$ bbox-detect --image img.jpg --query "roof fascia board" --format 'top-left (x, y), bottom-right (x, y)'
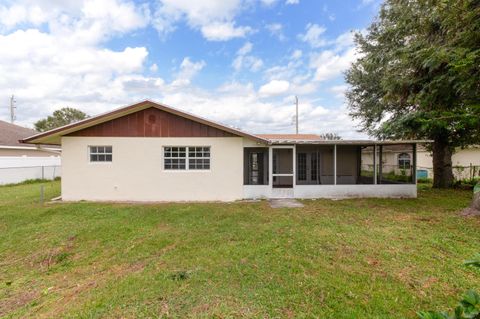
top-left (269, 140), bottom-right (432, 145)
top-left (0, 145), bottom-right (61, 151)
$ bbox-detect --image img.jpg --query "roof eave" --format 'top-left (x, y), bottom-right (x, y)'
top-left (268, 139), bottom-right (433, 145)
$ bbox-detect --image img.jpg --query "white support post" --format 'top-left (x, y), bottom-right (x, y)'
top-left (412, 143), bottom-right (417, 185)
top-left (268, 146), bottom-right (273, 187)
top-left (373, 144), bottom-right (377, 184)
top-left (292, 144), bottom-right (296, 188)
top-left (333, 144), bottom-right (337, 185)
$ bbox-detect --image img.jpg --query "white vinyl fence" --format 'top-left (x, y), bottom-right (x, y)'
top-left (0, 156), bottom-right (61, 185)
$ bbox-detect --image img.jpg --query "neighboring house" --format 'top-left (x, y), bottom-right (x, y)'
top-left (23, 100), bottom-right (426, 201)
top-left (0, 120), bottom-right (61, 184)
top-left (417, 146), bottom-right (480, 180)
top-left (0, 120), bottom-right (60, 157)
top-left (362, 142), bottom-right (480, 180)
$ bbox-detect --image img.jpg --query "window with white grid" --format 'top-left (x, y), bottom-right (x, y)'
top-left (188, 147), bottom-right (210, 170)
top-left (164, 146), bottom-right (210, 170)
top-left (163, 147), bottom-right (187, 170)
top-left (89, 146), bottom-right (112, 162)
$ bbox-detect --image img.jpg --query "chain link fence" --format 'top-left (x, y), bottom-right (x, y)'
top-left (0, 165), bottom-right (61, 185)
top-left (417, 164), bottom-right (480, 181)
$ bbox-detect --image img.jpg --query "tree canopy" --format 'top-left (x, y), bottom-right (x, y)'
top-left (320, 133), bottom-right (342, 140)
top-left (345, 0), bottom-right (480, 187)
top-left (34, 107), bottom-right (88, 132)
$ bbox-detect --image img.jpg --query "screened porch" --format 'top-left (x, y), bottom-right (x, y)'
top-left (243, 143), bottom-right (417, 188)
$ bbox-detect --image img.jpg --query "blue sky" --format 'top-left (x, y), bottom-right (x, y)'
top-left (0, 0), bottom-right (382, 138)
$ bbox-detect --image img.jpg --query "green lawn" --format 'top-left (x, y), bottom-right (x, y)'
top-left (0, 181), bottom-right (479, 318)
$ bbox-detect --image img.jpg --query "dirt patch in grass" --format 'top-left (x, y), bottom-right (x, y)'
top-left (0, 289), bottom-right (39, 317)
top-left (461, 207), bottom-right (480, 216)
top-left (35, 261), bottom-right (148, 319)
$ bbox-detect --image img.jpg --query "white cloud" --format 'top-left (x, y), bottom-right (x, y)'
top-left (329, 84), bottom-right (348, 99)
top-left (0, 4), bottom-right (49, 29)
top-left (237, 41), bottom-right (253, 55)
top-left (291, 49), bottom-right (302, 60)
top-left (333, 30), bottom-right (356, 51)
top-left (286, 0), bottom-right (299, 4)
top-left (260, 0), bottom-right (279, 6)
top-left (309, 47), bottom-right (358, 81)
top-left (263, 51), bottom-right (308, 83)
top-left (201, 21), bottom-right (252, 41)
top-left (298, 23), bottom-right (327, 48)
top-left (303, 30), bottom-right (361, 83)
top-left (0, 29), bottom-right (149, 125)
top-left (149, 63), bottom-right (158, 72)
top-left (81, 0), bottom-right (149, 34)
top-left (232, 42), bottom-right (263, 72)
top-left (0, 0), bottom-right (151, 124)
top-left (266, 23), bottom-right (286, 41)
top-left (152, 0), bottom-right (253, 41)
top-left (259, 80), bottom-right (290, 97)
top-left (0, 0), bottom-right (149, 42)
top-left (171, 57), bottom-right (206, 87)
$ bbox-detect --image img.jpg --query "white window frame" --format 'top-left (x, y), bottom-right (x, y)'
top-left (88, 145), bottom-right (113, 163)
top-left (163, 146), bottom-right (187, 170)
top-left (163, 146), bottom-right (211, 171)
top-left (398, 152), bottom-right (411, 169)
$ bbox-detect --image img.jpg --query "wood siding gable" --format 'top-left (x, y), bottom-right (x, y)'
top-left (67, 107), bottom-right (236, 138)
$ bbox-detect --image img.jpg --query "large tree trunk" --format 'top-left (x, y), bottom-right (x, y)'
top-left (461, 183), bottom-right (480, 216)
top-left (432, 139), bottom-right (454, 188)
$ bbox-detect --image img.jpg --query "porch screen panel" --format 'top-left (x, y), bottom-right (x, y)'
top-left (358, 145), bottom-right (375, 184)
top-left (311, 153), bottom-right (318, 181)
top-left (378, 144), bottom-right (414, 184)
top-left (243, 148), bottom-right (269, 185)
top-left (319, 146), bottom-right (335, 185)
top-left (336, 145), bottom-right (360, 185)
top-left (272, 148), bottom-right (293, 188)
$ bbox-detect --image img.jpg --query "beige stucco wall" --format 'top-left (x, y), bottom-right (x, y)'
top-left (377, 147), bottom-right (480, 169)
top-left (362, 147), bottom-right (480, 179)
top-left (61, 136), bottom-right (244, 202)
top-left (417, 147), bottom-right (480, 179)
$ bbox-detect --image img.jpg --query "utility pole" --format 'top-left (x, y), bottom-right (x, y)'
top-left (10, 95), bottom-right (16, 123)
top-left (294, 95), bottom-right (299, 134)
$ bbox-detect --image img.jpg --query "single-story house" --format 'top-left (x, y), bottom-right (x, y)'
top-left (417, 146), bottom-right (479, 180)
top-left (0, 120), bottom-right (60, 157)
top-left (22, 100), bottom-right (425, 201)
top-left (0, 120), bottom-right (61, 184)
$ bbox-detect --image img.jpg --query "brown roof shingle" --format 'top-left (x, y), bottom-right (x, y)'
top-left (0, 120), bottom-right (38, 147)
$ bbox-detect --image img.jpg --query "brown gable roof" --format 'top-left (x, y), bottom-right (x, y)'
top-left (22, 100), bottom-right (269, 145)
top-left (67, 107), bottom-right (238, 138)
top-left (0, 120), bottom-right (38, 147)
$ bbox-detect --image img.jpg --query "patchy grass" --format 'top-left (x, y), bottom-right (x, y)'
top-left (0, 181), bottom-right (479, 318)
